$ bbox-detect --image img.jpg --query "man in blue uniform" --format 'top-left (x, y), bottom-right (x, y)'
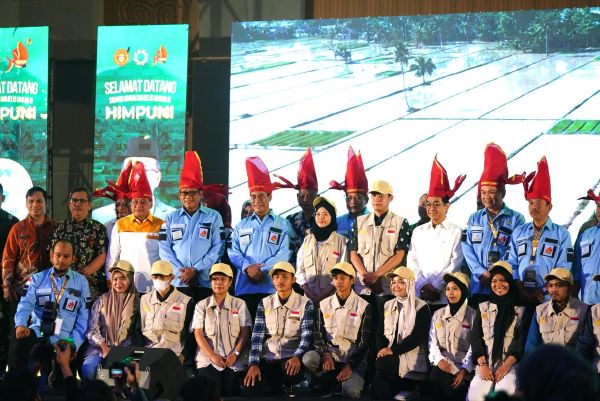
top-left (331, 147), bottom-right (369, 239)
top-left (573, 188), bottom-right (600, 304)
top-left (508, 157), bottom-right (573, 305)
top-left (159, 151), bottom-right (225, 303)
top-left (228, 157), bottom-right (291, 320)
top-left (9, 239), bottom-right (90, 370)
top-left (463, 143), bottom-right (525, 305)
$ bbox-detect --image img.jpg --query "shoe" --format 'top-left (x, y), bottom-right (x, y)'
top-left (283, 385), bottom-right (296, 398)
top-left (394, 389), bottom-right (416, 401)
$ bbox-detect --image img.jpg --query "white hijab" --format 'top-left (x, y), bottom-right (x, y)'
top-left (396, 276), bottom-right (417, 342)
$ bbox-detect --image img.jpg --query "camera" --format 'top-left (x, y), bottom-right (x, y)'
top-left (39, 301), bottom-right (57, 337)
top-left (109, 357), bottom-right (135, 379)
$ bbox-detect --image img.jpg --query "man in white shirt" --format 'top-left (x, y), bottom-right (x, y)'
top-left (408, 156), bottom-right (465, 310)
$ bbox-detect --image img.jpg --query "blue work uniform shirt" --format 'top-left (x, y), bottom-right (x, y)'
top-left (573, 223), bottom-right (600, 304)
top-left (15, 267), bottom-right (90, 350)
top-left (462, 205), bottom-right (525, 295)
top-left (508, 218), bottom-right (573, 302)
top-left (336, 207), bottom-right (369, 239)
top-left (159, 206), bottom-right (225, 287)
top-left (228, 210), bottom-right (291, 296)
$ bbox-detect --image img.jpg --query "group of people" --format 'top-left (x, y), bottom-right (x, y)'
top-left (1, 141), bottom-right (600, 401)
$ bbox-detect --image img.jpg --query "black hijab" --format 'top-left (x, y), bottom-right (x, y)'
top-left (489, 267), bottom-right (519, 365)
top-left (446, 277), bottom-right (468, 316)
top-left (311, 200), bottom-right (337, 242)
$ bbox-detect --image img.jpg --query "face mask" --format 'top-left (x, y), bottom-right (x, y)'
top-left (153, 279), bottom-right (170, 292)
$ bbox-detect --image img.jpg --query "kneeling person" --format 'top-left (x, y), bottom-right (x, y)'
top-left (303, 262), bottom-right (372, 398)
top-left (140, 260), bottom-right (194, 361)
top-left (243, 261), bottom-right (314, 397)
top-left (525, 268), bottom-right (588, 352)
top-left (193, 263), bottom-right (251, 396)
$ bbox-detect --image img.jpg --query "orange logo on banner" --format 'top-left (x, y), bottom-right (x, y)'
top-left (153, 45), bottom-right (168, 65)
top-left (6, 39), bottom-right (30, 72)
top-left (113, 48), bottom-right (129, 66)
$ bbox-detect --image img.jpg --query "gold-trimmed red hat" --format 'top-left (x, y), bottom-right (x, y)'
top-left (524, 156), bottom-right (551, 203)
top-left (329, 146), bottom-right (368, 194)
top-left (479, 143), bottom-right (524, 188)
top-left (93, 160), bottom-right (132, 201)
top-left (274, 147), bottom-right (318, 191)
top-left (179, 151), bottom-right (203, 190)
top-left (129, 161), bottom-right (153, 199)
top-left (428, 155), bottom-right (465, 199)
top-left (246, 156), bottom-right (274, 194)
top-left (578, 189), bottom-right (600, 203)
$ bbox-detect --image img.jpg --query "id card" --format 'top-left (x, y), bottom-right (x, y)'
top-left (487, 251), bottom-right (500, 268)
top-left (523, 267), bottom-right (537, 288)
top-left (54, 318), bottom-right (63, 335)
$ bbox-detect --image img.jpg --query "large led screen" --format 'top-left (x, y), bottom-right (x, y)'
top-left (0, 26), bottom-right (48, 219)
top-left (229, 8), bottom-right (600, 238)
top-left (92, 24), bottom-right (188, 224)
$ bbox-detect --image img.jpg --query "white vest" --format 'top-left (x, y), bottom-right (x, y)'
top-left (141, 288), bottom-right (191, 357)
top-left (356, 211), bottom-right (406, 295)
top-left (319, 290), bottom-right (369, 363)
top-left (535, 296), bottom-right (588, 347)
top-left (300, 232), bottom-right (346, 299)
top-left (262, 291), bottom-right (310, 360)
top-left (479, 301), bottom-right (524, 368)
top-left (431, 302), bottom-right (476, 371)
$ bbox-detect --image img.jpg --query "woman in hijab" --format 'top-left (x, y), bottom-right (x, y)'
top-left (467, 261), bottom-right (528, 401)
top-left (81, 260), bottom-right (140, 380)
top-left (428, 272), bottom-right (476, 401)
top-left (372, 266), bottom-right (431, 400)
top-left (295, 197), bottom-right (346, 303)
top-left (240, 200), bottom-right (252, 220)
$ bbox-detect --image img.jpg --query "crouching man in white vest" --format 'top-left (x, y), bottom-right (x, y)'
top-left (303, 261), bottom-right (372, 398)
top-left (140, 260), bottom-right (195, 362)
top-left (242, 261), bottom-right (314, 398)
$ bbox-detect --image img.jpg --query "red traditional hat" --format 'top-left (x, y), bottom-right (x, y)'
top-left (246, 156), bottom-right (274, 194)
top-left (273, 147), bottom-right (318, 191)
top-left (329, 146), bottom-right (368, 194)
top-left (428, 155), bottom-right (466, 199)
top-left (93, 161), bottom-right (132, 201)
top-left (578, 189), bottom-right (600, 203)
top-left (524, 156), bottom-right (551, 203)
top-left (479, 143), bottom-right (524, 188)
top-left (180, 151), bottom-right (204, 190)
top-left (203, 184), bottom-right (232, 228)
top-left (129, 161), bottom-right (153, 199)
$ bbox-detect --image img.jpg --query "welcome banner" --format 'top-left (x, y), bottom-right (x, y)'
top-left (0, 26), bottom-right (48, 219)
top-left (92, 24), bottom-right (188, 223)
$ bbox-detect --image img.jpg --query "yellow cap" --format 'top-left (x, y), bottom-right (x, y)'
top-left (443, 272), bottom-right (470, 289)
top-left (313, 196), bottom-right (337, 214)
top-left (544, 268), bottom-right (573, 285)
top-left (150, 260), bottom-right (174, 276)
top-left (209, 263), bottom-right (234, 278)
top-left (330, 261), bottom-right (355, 278)
top-left (369, 180), bottom-right (393, 196)
top-left (109, 260), bottom-right (134, 274)
top-left (489, 260), bottom-right (512, 276)
top-left (385, 266), bottom-right (414, 280)
top-left (269, 261), bottom-right (295, 276)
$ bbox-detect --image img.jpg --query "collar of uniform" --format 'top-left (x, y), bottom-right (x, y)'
top-left (207, 293), bottom-right (232, 309)
top-left (273, 291), bottom-right (298, 309)
top-left (250, 209), bottom-right (275, 223)
top-left (527, 217), bottom-right (554, 232)
top-left (151, 286), bottom-right (175, 304)
top-left (177, 206), bottom-right (206, 218)
top-left (331, 290), bottom-right (357, 310)
top-left (554, 296), bottom-right (579, 318)
top-left (424, 219), bottom-right (450, 230)
top-left (50, 267), bottom-right (73, 280)
top-left (367, 210), bottom-right (393, 227)
top-left (484, 204), bottom-right (512, 219)
top-left (443, 301), bottom-right (468, 321)
top-left (128, 213), bottom-right (155, 225)
top-left (25, 214), bottom-right (53, 226)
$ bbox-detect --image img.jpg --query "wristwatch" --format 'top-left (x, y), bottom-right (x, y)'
top-left (233, 350), bottom-right (241, 356)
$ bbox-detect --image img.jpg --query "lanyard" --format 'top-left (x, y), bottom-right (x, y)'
top-left (530, 227), bottom-right (543, 265)
top-left (50, 273), bottom-right (70, 311)
top-left (487, 215), bottom-right (499, 247)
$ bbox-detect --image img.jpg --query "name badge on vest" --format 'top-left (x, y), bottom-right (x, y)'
top-left (581, 242), bottom-right (592, 258)
top-left (471, 230), bottom-right (483, 243)
top-left (64, 298), bottom-right (78, 312)
top-left (267, 227), bottom-right (282, 245)
top-left (518, 242), bottom-right (527, 257)
top-left (199, 223), bottom-right (211, 240)
top-left (239, 228), bottom-right (253, 246)
top-left (523, 266), bottom-right (537, 288)
top-left (487, 251), bottom-right (500, 268)
top-left (172, 228), bottom-right (183, 241)
top-left (497, 226), bottom-right (512, 246)
top-left (540, 243), bottom-right (556, 258)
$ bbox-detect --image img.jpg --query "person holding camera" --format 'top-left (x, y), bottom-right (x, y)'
top-left (192, 263), bottom-right (251, 396)
top-left (9, 239), bottom-right (90, 370)
top-left (81, 260), bottom-right (141, 380)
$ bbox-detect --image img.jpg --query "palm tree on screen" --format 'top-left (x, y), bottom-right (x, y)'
top-left (409, 56), bottom-right (436, 85)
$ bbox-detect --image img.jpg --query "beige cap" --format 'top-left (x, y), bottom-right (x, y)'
top-left (443, 272), bottom-right (470, 289)
top-left (489, 260), bottom-right (512, 276)
top-left (313, 196), bottom-right (337, 214)
top-left (385, 266), bottom-right (414, 280)
top-left (109, 260), bottom-right (134, 274)
top-left (269, 261), bottom-right (295, 276)
top-left (544, 268), bottom-right (573, 285)
top-left (150, 260), bottom-right (174, 276)
top-left (209, 263), bottom-right (234, 278)
top-left (330, 261), bottom-right (356, 278)
top-left (369, 180), bottom-right (393, 196)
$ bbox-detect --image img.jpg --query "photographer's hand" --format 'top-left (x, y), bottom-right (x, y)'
top-left (124, 361), bottom-right (141, 389)
top-left (15, 325), bottom-right (30, 339)
top-left (54, 343), bottom-right (73, 378)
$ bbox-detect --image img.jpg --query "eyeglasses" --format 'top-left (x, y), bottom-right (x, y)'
top-left (179, 190), bottom-right (200, 198)
top-left (370, 193), bottom-right (389, 199)
top-left (425, 202), bottom-right (443, 209)
top-left (69, 198), bottom-right (89, 204)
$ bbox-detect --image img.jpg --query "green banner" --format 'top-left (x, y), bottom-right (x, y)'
top-left (92, 24), bottom-right (188, 223)
top-left (0, 26), bottom-right (48, 219)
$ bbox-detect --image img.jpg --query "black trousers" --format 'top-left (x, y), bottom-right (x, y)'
top-left (241, 358), bottom-right (305, 397)
top-left (371, 355), bottom-right (418, 400)
top-left (428, 365), bottom-right (470, 401)
top-left (0, 299), bottom-right (18, 375)
top-left (196, 365), bottom-right (242, 397)
top-left (238, 293), bottom-right (269, 323)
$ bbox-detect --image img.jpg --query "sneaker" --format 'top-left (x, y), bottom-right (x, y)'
top-left (283, 385), bottom-right (296, 398)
